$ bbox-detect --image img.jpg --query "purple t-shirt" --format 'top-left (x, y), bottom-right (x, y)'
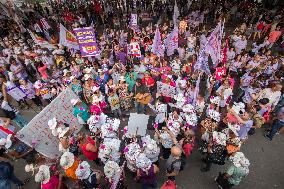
top-left (238, 120), bottom-right (253, 139)
top-left (116, 51), bottom-right (127, 64)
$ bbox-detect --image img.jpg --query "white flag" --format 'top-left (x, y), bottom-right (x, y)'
top-left (34, 23), bottom-right (43, 33)
top-left (173, 0), bottom-right (180, 27)
top-left (59, 24), bottom-right (79, 50)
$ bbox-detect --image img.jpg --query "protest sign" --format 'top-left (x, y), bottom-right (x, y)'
top-left (127, 113), bottom-right (149, 136)
top-left (16, 88), bottom-right (82, 159)
top-left (127, 42), bottom-right (141, 58)
top-left (215, 67), bottom-right (226, 80)
top-left (73, 27), bottom-right (100, 57)
top-left (7, 87), bottom-right (26, 101)
top-left (157, 81), bottom-right (176, 98)
top-left (130, 14), bottom-right (137, 26)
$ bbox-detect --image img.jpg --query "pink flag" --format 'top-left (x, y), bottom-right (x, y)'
top-left (164, 27), bottom-right (178, 56)
top-left (205, 21), bottom-right (223, 67)
top-left (152, 27), bottom-right (164, 57)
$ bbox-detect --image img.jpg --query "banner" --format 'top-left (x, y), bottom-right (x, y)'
top-left (40, 18), bottom-right (51, 30)
top-left (7, 87), bottom-right (26, 101)
top-left (73, 27), bottom-right (100, 57)
top-left (59, 24), bottom-right (79, 50)
top-left (27, 29), bottom-right (55, 49)
top-left (164, 27), bottom-right (178, 56)
top-left (157, 81), bottom-right (176, 98)
top-left (16, 88), bottom-right (82, 159)
top-left (152, 27), bottom-right (164, 57)
top-left (130, 13), bottom-right (137, 26)
top-left (127, 42), bottom-right (141, 58)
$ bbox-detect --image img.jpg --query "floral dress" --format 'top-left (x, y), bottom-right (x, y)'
top-left (118, 86), bottom-right (132, 110)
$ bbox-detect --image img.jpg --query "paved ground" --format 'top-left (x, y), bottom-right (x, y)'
top-left (9, 107), bottom-right (284, 189)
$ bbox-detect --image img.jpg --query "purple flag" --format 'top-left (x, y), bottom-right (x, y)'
top-left (73, 27), bottom-right (100, 57)
top-left (205, 22), bottom-right (223, 67)
top-left (164, 27), bottom-right (178, 56)
top-left (194, 21), bottom-right (224, 74)
top-left (152, 27), bottom-right (164, 57)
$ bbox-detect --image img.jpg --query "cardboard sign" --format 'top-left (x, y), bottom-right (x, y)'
top-left (16, 88), bottom-right (82, 159)
top-left (7, 87), bottom-right (27, 101)
top-left (157, 81), bottom-right (176, 98)
top-left (127, 113), bottom-right (149, 136)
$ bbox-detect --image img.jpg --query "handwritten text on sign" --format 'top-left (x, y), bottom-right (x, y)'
top-left (16, 88), bottom-right (82, 159)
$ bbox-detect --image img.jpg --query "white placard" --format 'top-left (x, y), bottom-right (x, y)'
top-left (16, 88), bottom-right (82, 159)
top-left (127, 113), bottom-right (149, 136)
top-left (131, 14), bottom-right (138, 26)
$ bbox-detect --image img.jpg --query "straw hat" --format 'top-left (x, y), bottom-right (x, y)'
top-left (0, 134), bottom-right (12, 149)
top-left (104, 161), bottom-right (120, 179)
top-left (48, 117), bottom-right (57, 130)
top-left (70, 98), bottom-right (80, 106)
top-left (124, 142), bottom-right (141, 162)
top-left (183, 104), bottom-right (195, 113)
top-left (185, 113), bottom-right (198, 126)
top-left (25, 164), bottom-right (37, 175)
top-left (136, 153), bottom-right (152, 171)
top-left (212, 131), bottom-right (227, 146)
top-left (60, 152), bottom-right (75, 169)
top-left (208, 109), bottom-right (221, 122)
top-left (75, 161), bottom-right (91, 180)
top-left (230, 152), bottom-right (250, 174)
top-left (34, 165), bottom-right (50, 184)
top-left (210, 96), bottom-right (221, 105)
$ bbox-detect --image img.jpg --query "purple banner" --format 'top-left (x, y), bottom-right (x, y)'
top-left (73, 27), bottom-right (100, 57)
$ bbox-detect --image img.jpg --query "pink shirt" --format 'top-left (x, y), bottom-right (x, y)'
top-left (38, 64), bottom-right (49, 80)
top-left (41, 175), bottom-right (59, 189)
top-left (268, 31), bottom-right (281, 43)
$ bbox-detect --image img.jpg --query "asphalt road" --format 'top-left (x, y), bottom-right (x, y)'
top-left (11, 108), bottom-right (284, 189)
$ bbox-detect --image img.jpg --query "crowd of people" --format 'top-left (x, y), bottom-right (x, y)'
top-left (0, 0), bottom-right (283, 189)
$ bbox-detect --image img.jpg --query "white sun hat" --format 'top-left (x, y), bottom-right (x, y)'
top-left (60, 152), bottom-right (75, 169)
top-left (104, 161), bottom-right (120, 179)
top-left (34, 165), bottom-right (50, 184)
top-left (75, 161), bottom-right (91, 180)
